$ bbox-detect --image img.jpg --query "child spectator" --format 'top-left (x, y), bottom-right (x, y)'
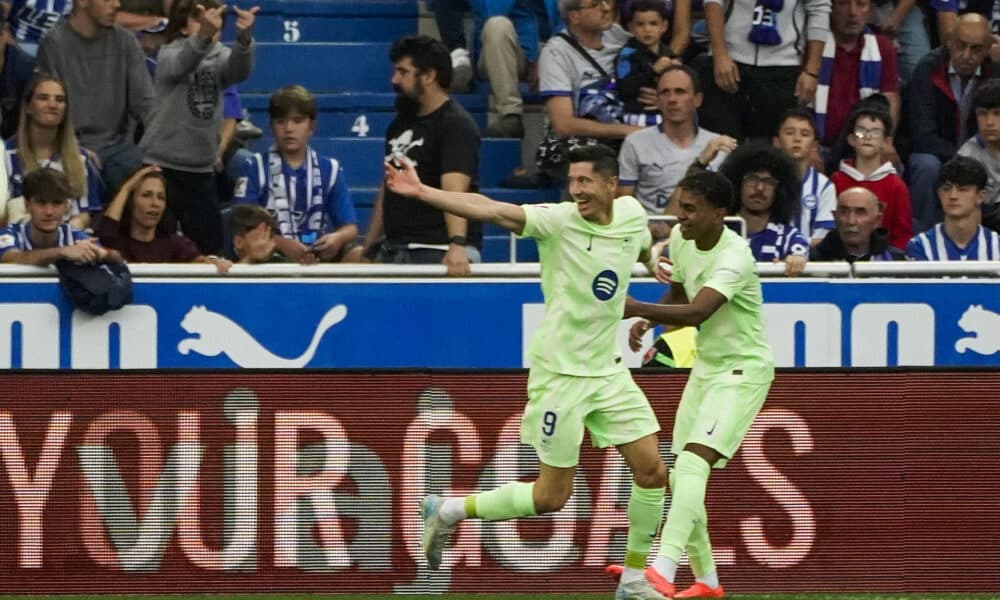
top-left (5, 76), bottom-right (102, 231)
top-left (772, 108), bottom-right (836, 247)
top-left (615, 0), bottom-right (678, 126)
top-left (958, 78), bottom-right (1000, 232)
top-left (96, 165), bottom-right (231, 271)
top-left (0, 167), bottom-right (119, 265)
top-left (138, 0), bottom-right (257, 255)
top-left (830, 106), bottom-right (912, 250)
top-left (233, 85), bottom-right (359, 264)
top-left (228, 204), bottom-right (287, 264)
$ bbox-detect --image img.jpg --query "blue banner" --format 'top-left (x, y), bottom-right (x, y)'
top-left (1, 278), bottom-right (998, 369)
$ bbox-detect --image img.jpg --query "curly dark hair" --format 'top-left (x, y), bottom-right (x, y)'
top-left (718, 141), bottom-right (800, 226)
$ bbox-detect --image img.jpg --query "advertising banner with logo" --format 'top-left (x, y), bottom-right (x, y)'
top-left (0, 371), bottom-right (997, 594)
top-left (1, 278), bottom-right (999, 369)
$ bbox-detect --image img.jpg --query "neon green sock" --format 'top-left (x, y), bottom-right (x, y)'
top-left (470, 481), bottom-right (537, 521)
top-left (686, 517), bottom-right (715, 577)
top-left (668, 466), bottom-right (716, 577)
top-left (625, 482), bottom-right (665, 569)
top-left (658, 451), bottom-right (711, 562)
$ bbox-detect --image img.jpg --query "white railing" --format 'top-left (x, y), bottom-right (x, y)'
top-left (1, 261), bottom-right (998, 278)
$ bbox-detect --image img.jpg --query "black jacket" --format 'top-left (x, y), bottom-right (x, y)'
top-left (811, 228), bottom-right (907, 261)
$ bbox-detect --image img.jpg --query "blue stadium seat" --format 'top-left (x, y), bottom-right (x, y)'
top-left (241, 93), bottom-right (490, 137)
top-left (243, 43), bottom-right (394, 93)
top-left (249, 137), bottom-right (526, 188)
top-left (246, 0), bottom-right (418, 43)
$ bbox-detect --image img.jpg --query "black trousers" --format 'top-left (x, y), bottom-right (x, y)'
top-left (695, 55), bottom-right (800, 141)
top-left (159, 166), bottom-right (222, 255)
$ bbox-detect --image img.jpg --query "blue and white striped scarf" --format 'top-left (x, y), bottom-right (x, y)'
top-left (814, 32), bottom-right (882, 140)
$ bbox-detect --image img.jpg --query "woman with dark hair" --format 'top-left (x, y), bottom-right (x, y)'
top-left (5, 76), bottom-right (102, 230)
top-left (138, 0), bottom-right (257, 255)
top-left (96, 165), bottom-right (230, 272)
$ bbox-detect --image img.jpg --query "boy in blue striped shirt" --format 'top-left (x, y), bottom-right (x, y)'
top-left (233, 85), bottom-right (359, 263)
top-left (906, 156), bottom-right (1000, 260)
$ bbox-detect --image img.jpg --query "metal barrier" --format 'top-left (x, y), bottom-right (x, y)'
top-left (2, 261), bottom-right (999, 278)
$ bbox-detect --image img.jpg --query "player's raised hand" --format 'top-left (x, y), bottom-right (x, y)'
top-left (233, 5), bottom-right (259, 32)
top-left (384, 159), bottom-right (422, 198)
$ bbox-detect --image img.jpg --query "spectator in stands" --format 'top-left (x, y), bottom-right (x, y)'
top-left (772, 107), bottom-right (836, 247)
top-left (618, 64), bottom-right (735, 218)
top-left (618, 0), bottom-right (691, 59)
top-left (906, 155), bottom-right (1000, 258)
top-left (349, 35), bottom-right (481, 275)
top-left (4, 0), bottom-right (73, 57)
top-left (906, 13), bottom-right (995, 234)
top-left (812, 185), bottom-right (906, 260)
top-left (0, 4), bottom-right (35, 140)
top-left (871, 0), bottom-right (930, 85)
top-left (428, 0), bottom-right (474, 93)
top-left (526, 0), bottom-right (638, 184)
top-left (139, 0), bottom-right (257, 255)
top-left (0, 167), bottom-right (122, 264)
top-left (831, 105), bottom-right (912, 249)
top-left (615, 0), bottom-right (677, 127)
top-left (96, 164), bottom-right (231, 270)
top-left (472, 0), bottom-right (561, 138)
top-left (958, 77), bottom-right (1000, 231)
top-left (696, 0), bottom-right (829, 141)
top-left (719, 141), bottom-right (810, 275)
top-left (36, 0), bottom-right (154, 194)
top-left (229, 203), bottom-right (288, 264)
top-left (816, 0), bottom-right (901, 152)
top-left (233, 85), bottom-right (360, 263)
top-left (215, 85), bottom-right (256, 205)
top-left (4, 76), bottom-right (102, 231)
top-left (5, 0), bottom-right (172, 55)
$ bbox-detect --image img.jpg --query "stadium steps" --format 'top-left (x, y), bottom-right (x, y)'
top-left (249, 136), bottom-right (525, 188)
top-left (241, 92), bottom-right (491, 138)
top-left (225, 0), bottom-right (418, 43)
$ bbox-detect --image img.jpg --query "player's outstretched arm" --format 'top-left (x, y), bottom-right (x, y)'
top-left (624, 287), bottom-right (726, 327)
top-left (385, 160), bottom-right (527, 235)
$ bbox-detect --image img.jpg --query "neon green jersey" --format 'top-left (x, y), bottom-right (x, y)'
top-left (520, 197), bottom-right (652, 376)
top-left (668, 226), bottom-right (774, 381)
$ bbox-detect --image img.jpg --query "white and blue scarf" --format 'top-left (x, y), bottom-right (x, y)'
top-left (814, 31), bottom-right (882, 140)
top-left (268, 147), bottom-right (326, 241)
top-left (749, 0), bottom-right (784, 46)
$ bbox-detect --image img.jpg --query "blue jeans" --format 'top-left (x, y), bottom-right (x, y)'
top-left (907, 153), bottom-right (942, 233)
top-left (895, 5), bottom-right (930, 85)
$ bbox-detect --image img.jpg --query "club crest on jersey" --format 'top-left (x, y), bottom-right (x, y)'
top-left (592, 270), bottom-right (619, 301)
top-left (622, 237), bottom-right (633, 255)
top-left (803, 194), bottom-right (818, 210)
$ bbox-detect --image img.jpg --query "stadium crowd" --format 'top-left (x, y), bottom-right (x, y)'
top-left (1, 0), bottom-right (1000, 271)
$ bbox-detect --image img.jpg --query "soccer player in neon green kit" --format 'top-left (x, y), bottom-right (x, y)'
top-left (611, 170), bottom-right (775, 599)
top-left (385, 144), bottom-right (672, 600)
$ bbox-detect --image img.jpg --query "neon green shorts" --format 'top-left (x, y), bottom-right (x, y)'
top-left (671, 369), bottom-right (771, 468)
top-left (521, 364), bottom-right (661, 468)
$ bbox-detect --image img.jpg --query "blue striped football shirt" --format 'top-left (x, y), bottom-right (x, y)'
top-left (748, 222), bottom-right (811, 261)
top-left (906, 224), bottom-right (1000, 260)
top-left (799, 166), bottom-right (836, 241)
top-left (0, 222), bottom-right (89, 258)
